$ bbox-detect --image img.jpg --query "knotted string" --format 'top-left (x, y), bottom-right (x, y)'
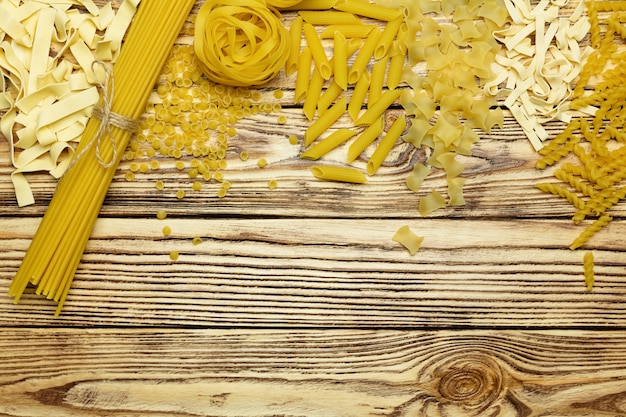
top-left (67, 60), bottom-right (140, 172)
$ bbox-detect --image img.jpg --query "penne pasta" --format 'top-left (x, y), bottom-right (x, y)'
top-left (348, 28), bottom-right (381, 84)
top-left (318, 82), bottom-right (344, 114)
top-left (348, 26), bottom-right (381, 84)
top-left (367, 113), bottom-right (406, 175)
top-left (320, 24), bottom-right (375, 39)
top-left (303, 66), bottom-right (325, 120)
top-left (299, 10), bottom-right (362, 25)
top-left (304, 95), bottom-right (346, 146)
top-left (294, 46), bottom-right (312, 103)
top-left (347, 116), bottom-right (384, 162)
top-left (386, 41), bottom-right (406, 89)
top-left (333, 31), bottom-right (348, 90)
top-left (311, 165), bottom-right (367, 183)
top-left (303, 23), bottom-right (332, 80)
top-left (347, 71), bottom-right (370, 121)
top-left (301, 128), bottom-right (356, 159)
top-left (333, 0), bottom-right (403, 21)
top-left (282, 0), bottom-right (338, 10)
top-left (368, 55), bottom-right (389, 106)
top-left (285, 16), bottom-right (303, 76)
top-left (355, 88), bottom-right (402, 126)
top-left (375, 15), bottom-right (403, 60)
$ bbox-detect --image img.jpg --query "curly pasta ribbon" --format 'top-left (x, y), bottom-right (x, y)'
top-left (194, 0), bottom-right (290, 87)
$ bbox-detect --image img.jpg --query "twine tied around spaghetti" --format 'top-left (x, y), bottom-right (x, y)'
top-left (68, 61), bottom-right (140, 172)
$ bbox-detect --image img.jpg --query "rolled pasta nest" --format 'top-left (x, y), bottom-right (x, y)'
top-left (194, 0), bottom-right (290, 87)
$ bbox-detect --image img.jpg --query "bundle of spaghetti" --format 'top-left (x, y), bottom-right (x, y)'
top-left (535, 1), bottom-right (626, 252)
top-left (8, 0), bottom-right (196, 316)
top-left (194, 0), bottom-right (290, 87)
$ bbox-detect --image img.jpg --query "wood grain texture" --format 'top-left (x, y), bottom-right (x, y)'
top-left (1, 216), bottom-right (625, 327)
top-left (2, 0), bottom-right (626, 415)
top-left (1, 329), bottom-right (626, 417)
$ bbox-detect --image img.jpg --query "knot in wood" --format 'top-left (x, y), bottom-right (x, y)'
top-left (436, 353), bottom-right (504, 411)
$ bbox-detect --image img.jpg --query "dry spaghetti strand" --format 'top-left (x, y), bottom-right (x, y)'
top-left (9, 0), bottom-right (196, 316)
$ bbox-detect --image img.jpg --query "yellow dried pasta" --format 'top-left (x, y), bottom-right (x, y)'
top-left (535, 1), bottom-right (626, 253)
top-left (310, 165), bottom-right (367, 183)
top-left (392, 225), bottom-right (424, 255)
top-left (0, 0), bottom-right (139, 206)
top-left (194, 0), bottom-right (290, 87)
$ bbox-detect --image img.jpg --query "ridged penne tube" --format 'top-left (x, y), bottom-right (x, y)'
top-left (318, 82), bottom-right (344, 114)
top-left (299, 10), bottom-right (362, 25)
top-left (375, 16), bottom-right (403, 60)
top-left (311, 165), bottom-right (367, 183)
top-left (294, 46), bottom-right (312, 103)
top-left (320, 24), bottom-right (375, 39)
top-left (367, 113), bottom-right (406, 175)
top-left (347, 71), bottom-right (370, 121)
top-left (301, 128), bottom-right (356, 160)
top-left (303, 66), bottom-right (324, 120)
top-left (333, 0), bottom-right (403, 21)
top-left (368, 55), bottom-right (389, 105)
top-left (285, 16), bottom-right (303, 76)
top-left (347, 116), bottom-right (383, 163)
top-left (281, 0), bottom-right (338, 10)
top-left (304, 96), bottom-right (346, 146)
top-left (348, 27), bottom-right (381, 84)
top-left (333, 31), bottom-right (348, 90)
top-left (303, 23), bottom-right (332, 80)
top-left (355, 88), bottom-right (402, 126)
top-left (387, 42), bottom-right (406, 89)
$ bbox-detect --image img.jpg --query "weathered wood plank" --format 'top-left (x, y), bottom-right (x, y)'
top-left (0, 112), bottom-right (611, 220)
top-left (1, 217), bottom-right (624, 327)
top-left (1, 328), bottom-right (626, 416)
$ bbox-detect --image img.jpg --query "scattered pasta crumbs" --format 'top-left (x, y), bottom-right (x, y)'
top-left (155, 180), bottom-right (165, 190)
top-left (192, 236), bottom-right (203, 245)
top-left (268, 179), bottom-right (278, 189)
top-left (239, 151), bottom-right (249, 161)
top-left (162, 225), bottom-right (172, 237)
top-left (288, 135), bottom-right (298, 145)
top-left (176, 189), bottom-right (186, 199)
top-left (156, 210), bottom-right (167, 220)
top-left (257, 158), bottom-right (268, 168)
top-left (125, 172), bottom-right (135, 182)
top-left (169, 250), bottom-right (180, 261)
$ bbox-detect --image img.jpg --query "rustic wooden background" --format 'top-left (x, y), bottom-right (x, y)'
top-left (2, 1), bottom-right (626, 416)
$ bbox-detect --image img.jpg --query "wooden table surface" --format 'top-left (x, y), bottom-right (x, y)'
top-left (2, 1), bottom-right (626, 416)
